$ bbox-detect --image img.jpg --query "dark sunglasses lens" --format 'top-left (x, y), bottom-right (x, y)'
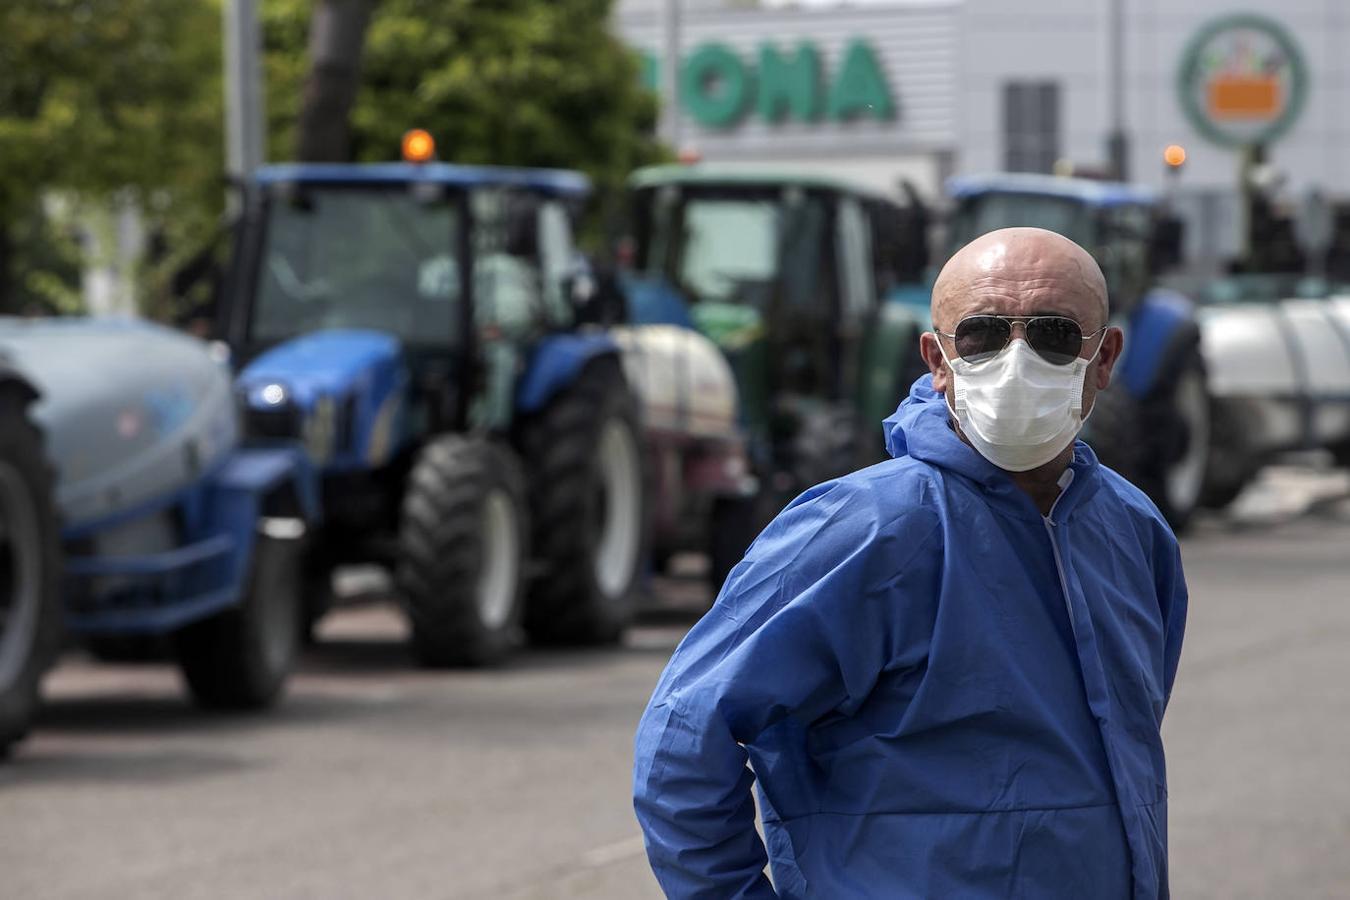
top-left (1026, 317), bottom-right (1084, 365)
top-left (953, 316), bottom-right (1011, 362)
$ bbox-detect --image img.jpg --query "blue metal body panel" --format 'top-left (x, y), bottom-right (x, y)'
top-left (238, 329), bottom-right (410, 473)
top-left (516, 333), bottom-right (621, 413)
top-left (946, 173), bottom-right (1159, 208)
top-left (254, 163), bottom-right (590, 198)
top-left (62, 446), bottom-right (314, 635)
top-left (1117, 288), bottom-right (1197, 399)
top-left (619, 273), bottom-right (696, 328)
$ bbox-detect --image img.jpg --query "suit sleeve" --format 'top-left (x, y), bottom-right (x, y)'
top-left (632, 481), bottom-right (941, 898)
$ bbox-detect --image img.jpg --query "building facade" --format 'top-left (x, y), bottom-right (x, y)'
top-left (616, 0), bottom-right (1350, 262)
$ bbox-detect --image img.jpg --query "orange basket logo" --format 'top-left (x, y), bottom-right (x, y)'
top-left (1207, 74), bottom-right (1280, 120)
top-left (1178, 15), bottom-right (1307, 147)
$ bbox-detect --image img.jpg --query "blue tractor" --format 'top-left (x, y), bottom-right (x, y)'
top-left (909, 173), bottom-right (1210, 529)
top-left (0, 319), bottom-right (315, 755)
top-left (217, 157), bottom-right (647, 666)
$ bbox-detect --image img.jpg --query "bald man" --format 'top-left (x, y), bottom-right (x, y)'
top-left (634, 227), bottom-right (1188, 899)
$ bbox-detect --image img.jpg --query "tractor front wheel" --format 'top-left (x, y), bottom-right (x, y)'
top-left (174, 525), bottom-right (303, 710)
top-left (0, 388), bottom-right (62, 756)
top-left (396, 436), bottom-right (529, 667)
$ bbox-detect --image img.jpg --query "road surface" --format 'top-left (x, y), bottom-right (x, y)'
top-left (2, 466), bottom-right (1349, 898)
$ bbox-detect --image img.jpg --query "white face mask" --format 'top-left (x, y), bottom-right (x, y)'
top-left (939, 337), bottom-right (1098, 472)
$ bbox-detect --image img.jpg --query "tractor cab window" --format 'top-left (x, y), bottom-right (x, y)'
top-left (647, 189), bottom-right (829, 315)
top-left (251, 186), bottom-right (460, 346)
top-left (677, 198), bottom-right (779, 308)
top-left (1096, 203), bottom-right (1154, 314)
top-left (471, 189), bottom-right (548, 335)
top-left (537, 201), bottom-right (575, 322)
top-left (948, 192), bottom-right (1092, 252)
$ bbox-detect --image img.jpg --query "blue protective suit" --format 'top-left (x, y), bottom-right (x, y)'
top-left (633, 376), bottom-right (1187, 899)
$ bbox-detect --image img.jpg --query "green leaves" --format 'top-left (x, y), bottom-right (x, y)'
top-left (0, 0), bottom-right (666, 311)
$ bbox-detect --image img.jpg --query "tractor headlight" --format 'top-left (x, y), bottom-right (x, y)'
top-left (242, 382), bottom-right (302, 440)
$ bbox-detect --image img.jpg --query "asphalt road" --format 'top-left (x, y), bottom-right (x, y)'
top-left (3, 465), bottom-right (1350, 899)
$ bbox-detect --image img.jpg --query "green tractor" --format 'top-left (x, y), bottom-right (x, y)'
top-left (616, 165), bottom-right (933, 582)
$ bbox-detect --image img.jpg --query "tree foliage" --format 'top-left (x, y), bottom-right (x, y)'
top-left (276, 0), bottom-right (667, 235)
top-left (0, 0), bottom-right (663, 312)
top-left (0, 0), bottom-right (225, 313)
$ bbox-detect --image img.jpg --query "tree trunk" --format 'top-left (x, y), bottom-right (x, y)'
top-left (295, 0), bottom-right (375, 163)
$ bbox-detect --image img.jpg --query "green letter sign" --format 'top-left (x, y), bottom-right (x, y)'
top-left (827, 40), bottom-right (895, 121)
top-left (757, 42), bottom-right (822, 122)
top-left (682, 43), bottom-right (751, 128)
top-left (647, 39), bottom-right (896, 130)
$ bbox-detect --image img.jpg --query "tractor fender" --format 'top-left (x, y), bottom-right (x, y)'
top-left (1117, 288), bottom-right (1200, 400)
top-left (204, 446), bottom-right (320, 611)
top-left (516, 333), bottom-right (621, 414)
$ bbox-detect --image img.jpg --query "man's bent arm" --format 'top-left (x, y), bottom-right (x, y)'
top-left (633, 482), bottom-right (941, 897)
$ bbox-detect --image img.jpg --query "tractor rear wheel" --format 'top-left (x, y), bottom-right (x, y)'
top-left (1089, 344), bottom-right (1210, 532)
top-left (520, 359), bottom-right (646, 645)
top-left (0, 388), bottom-right (62, 756)
top-left (396, 436), bottom-right (528, 667)
top-left (174, 525), bottom-right (303, 710)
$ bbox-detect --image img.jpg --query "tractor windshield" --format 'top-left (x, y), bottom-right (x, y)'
top-left (640, 189), bottom-right (828, 312)
top-left (250, 187), bottom-right (461, 345)
top-left (948, 192), bottom-right (1093, 251)
top-left (675, 199), bottom-right (779, 305)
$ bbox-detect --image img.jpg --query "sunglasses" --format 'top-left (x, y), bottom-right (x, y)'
top-left (938, 315), bottom-right (1105, 366)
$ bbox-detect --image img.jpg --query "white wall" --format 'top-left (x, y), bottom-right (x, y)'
top-left (958, 0), bottom-right (1350, 197)
top-left (616, 1), bottom-right (960, 198)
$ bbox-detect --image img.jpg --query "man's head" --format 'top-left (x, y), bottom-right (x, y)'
top-left (919, 227), bottom-right (1124, 423)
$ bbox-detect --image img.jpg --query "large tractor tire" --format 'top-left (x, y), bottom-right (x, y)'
top-left (174, 526), bottom-right (303, 710)
top-left (396, 436), bottom-right (529, 667)
top-left (520, 359), bottom-right (646, 645)
top-left (1090, 343), bottom-right (1210, 532)
top-left (0, 387), bottom-right (63, 756)
top-left (1200, 398), bottom-right (1260, 510)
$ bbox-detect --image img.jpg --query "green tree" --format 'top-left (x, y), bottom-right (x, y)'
top-left (0, 0), bottom-right (225, 314)
top-left (280, 0), bottom-right (667, 239)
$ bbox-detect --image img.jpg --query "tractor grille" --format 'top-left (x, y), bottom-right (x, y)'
top-left (244, 403), bottom-right (302, 440)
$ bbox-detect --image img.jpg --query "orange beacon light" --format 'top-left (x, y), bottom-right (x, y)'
top-left (402, 129), bottom-right (436, 163)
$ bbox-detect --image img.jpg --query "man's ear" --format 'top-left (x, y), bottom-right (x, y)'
top-left (1093, 326), bottom-right (1126, 390)
top-left (920, 332), bottom-right (950, 393)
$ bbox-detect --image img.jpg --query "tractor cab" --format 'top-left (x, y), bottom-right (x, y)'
top-left (622, 166), bottom-right (931, 482)
top-left (222, 161), bottom-right (591, 442)
top-left (945, 173), bottom-right (1184, 322)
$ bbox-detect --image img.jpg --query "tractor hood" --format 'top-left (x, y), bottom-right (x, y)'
top-left (237, 329), bottom-right (408, 471)
top-left (0, 316), bottom-right (237, 529)
top-left (238, 329), bottom-right (401, 406)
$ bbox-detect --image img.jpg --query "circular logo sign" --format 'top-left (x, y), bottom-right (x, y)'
top-left (1177, 14), bottom-right (1308, 148)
